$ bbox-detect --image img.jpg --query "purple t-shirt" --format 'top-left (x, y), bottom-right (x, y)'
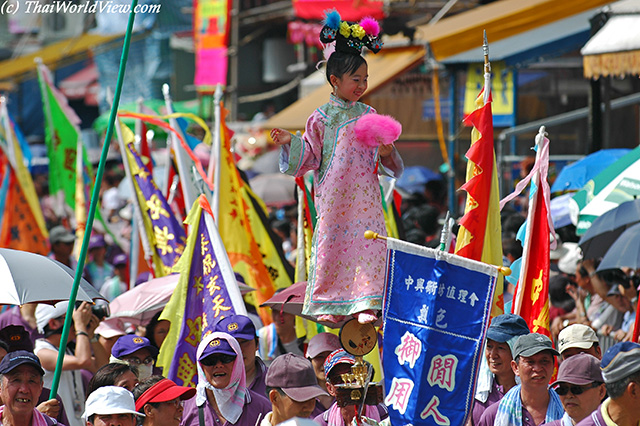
top-left (248, 358), bottom-right (267, 398)
top-left (37, 387), bottom-right (70, 425)
top-left (575, 403), bottom-right (606, 426)
top-left (478, 398), bottom-right (540, 426)
top-left (471, 380), bottom-right (506, 426)
top-left (180, 389), bottom-right (271, 426)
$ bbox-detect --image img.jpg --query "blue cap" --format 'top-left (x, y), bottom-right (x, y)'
top-left (199, 338), bottom-right (236, 361)
top-left (214, 315), bottom-right (256, 341)
top-left (0, 350), bottom-right (45, 375)
top-left (486, 314), bottom-right (530, 343)
top-left (601, 342), bottom-right (640, 384)
top-left (112, 335), bottom-right (158, 359)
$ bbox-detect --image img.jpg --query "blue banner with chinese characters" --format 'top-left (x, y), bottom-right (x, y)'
top-left (158, 195), bottom-right (247, 387)
top-left (382, 238), bottom-right (498, 426)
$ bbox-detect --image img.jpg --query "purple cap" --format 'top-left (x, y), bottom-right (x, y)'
top-left (112, 253), bottom-right (128, 266)
top-left (266, 353), bottom-right (329, 402)
top-left (306, 333), bottom-right (341, 359)
top-left (0, 325), bottom-right (34, 352)
top-left (199, 338), bottom-right (236, 360)
top-left (0, 350), bottom-right (45, 375)
top-left (89, 234), bottom-right (106, 250)
top-left (214, 315), bottom-right (256, 341)
top-left (551, 353), bottom-right (603, 386)
top-left (112, 335), bottom-right (158, 359)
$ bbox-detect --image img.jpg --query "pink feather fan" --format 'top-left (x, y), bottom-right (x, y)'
top-left (354, 113), bottom-right (402, 147)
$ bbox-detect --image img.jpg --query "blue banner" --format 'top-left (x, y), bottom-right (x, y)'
top-left (382, 239), bottom-right (498, 426)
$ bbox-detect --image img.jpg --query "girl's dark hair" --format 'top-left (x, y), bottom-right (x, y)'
top-left (133, 375), bottom-right (166, 413)
top-left (145, 311), bottom-right (165, 349)
top-left (326, 51), bottom-right (367, 84)
top-left (86, 363), bottom-right (139, 398)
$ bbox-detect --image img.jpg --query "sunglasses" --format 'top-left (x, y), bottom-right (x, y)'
top-left (554, 382), bottom-right (601, 396)
top-left (124, 356), bottom-right (155, 366)
top-left (200, 353), bottom-right (236, 367)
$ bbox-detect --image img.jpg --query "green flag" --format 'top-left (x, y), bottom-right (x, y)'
top-left (37, 62), bottom-right (81, 209)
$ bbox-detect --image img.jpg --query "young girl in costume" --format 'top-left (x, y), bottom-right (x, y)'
top-left (271, 11), bottom-right (404, 324)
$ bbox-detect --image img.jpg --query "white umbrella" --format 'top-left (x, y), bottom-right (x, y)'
top-left (0, 248), bottom-right (103, 305)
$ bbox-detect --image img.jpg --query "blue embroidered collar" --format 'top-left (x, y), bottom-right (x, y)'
top-left (329, 93), bottom-right (357, 109)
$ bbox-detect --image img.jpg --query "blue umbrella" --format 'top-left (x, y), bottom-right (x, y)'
top-left (551, 149), bottom-right (630, 193)
top-left (396, 166), bottom-right (441, 194)
top-left (597, 223), bottom-right (640, 271)
top-left (578, 198), bottom-right (640, 260)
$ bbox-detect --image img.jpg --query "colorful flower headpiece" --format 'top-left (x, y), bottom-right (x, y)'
top-left (320, 10), bottom-right (383, 55)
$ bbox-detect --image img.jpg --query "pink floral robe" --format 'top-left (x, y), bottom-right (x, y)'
top-left (279, 94), bottom-right (404, 316)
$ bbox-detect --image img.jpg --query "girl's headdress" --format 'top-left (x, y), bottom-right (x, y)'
top-left (320, 10), bottom-right (383, 56)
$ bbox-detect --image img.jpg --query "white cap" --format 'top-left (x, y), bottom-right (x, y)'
top-left (82, 386), bottom-right (143, 419)
top-left (35, 302), bottom-right (69, 333)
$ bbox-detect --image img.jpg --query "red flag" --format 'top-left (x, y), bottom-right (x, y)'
top-left (510, 130), bottom-right (554, 337)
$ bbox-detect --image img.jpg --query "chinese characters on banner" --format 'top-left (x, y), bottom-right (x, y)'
top-left (163, 196), bottom-right (247, 387)
top-left (382, 239), bottom-right (498, 426)
top-left (127, 143), bottom-right (186, 276)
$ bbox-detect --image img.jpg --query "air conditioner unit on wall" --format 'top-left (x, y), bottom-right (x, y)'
top-left (38, 0), bottom-right (89, 42)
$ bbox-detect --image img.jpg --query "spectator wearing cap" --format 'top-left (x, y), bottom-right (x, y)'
top-left (545, 353), bottom-right (605, 426)
top-left (83, 386), bottom-right (140, 426)
top-left (314, 350), bottom-right (387, 426)
top-left (262, 353), bottom-right (328, 426)
top-left (0, 306), bottom-right (43, 346)
top-left (576, 342), bottom-right (640, 426)
top-left (94, 319), bottom-right (126, 357)
top-left (600, 283), bottom-right (635, 343)
top-left (85, 235), bottom-right (114, 291)
top-left (110, 336), bottom-right (158, 381)
top-left (100, 254), bottom-right (129, 302)
top-left (49, 226), bottom-right (77, 272)
top-left (34, 302), bottom-right (108, 426)
top-left (0, 334), bottom-right (70, 425)
top-left (181, 333), bottom-right (271, 426)
top-left (305, 333), bottom-right (341, 417)
top-left (558, 324), bottom-right (601, 360)
top-left (470, 314), bottom-right (530, 426)
top-left (0, 350), bottom-right (58, 426)
top-left (214, 315), bottom-right (267, 396)
top-left (133, 376), bottom-right (195, 426)
top-left (87, 363), bottom-right (140, 396)
top-left (258, 304), bottom-right (305, 367)
top-left (478, 333), bottom-right (564, 426)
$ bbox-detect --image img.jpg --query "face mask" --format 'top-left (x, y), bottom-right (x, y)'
top-left (137, 364), bottom-right (153, 381)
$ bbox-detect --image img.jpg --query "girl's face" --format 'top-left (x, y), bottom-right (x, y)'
top-left (331, 62), bottom-right (368, 103)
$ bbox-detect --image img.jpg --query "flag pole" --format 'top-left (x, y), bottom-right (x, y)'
top-left (364, 230), bottom-right (511, 276)
top-left (208, 84), bottom-right (223, 223)
top-left (49, 0), bottom-right (139, 399)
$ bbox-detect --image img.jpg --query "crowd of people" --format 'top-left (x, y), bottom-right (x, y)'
top-left (1, 305), bottom-right (640, 426)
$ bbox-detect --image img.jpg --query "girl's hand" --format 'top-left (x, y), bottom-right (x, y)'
top-left (379, 143), bottom-right (394, 158)
top-left (271, 128), bottom-right (291, 146)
